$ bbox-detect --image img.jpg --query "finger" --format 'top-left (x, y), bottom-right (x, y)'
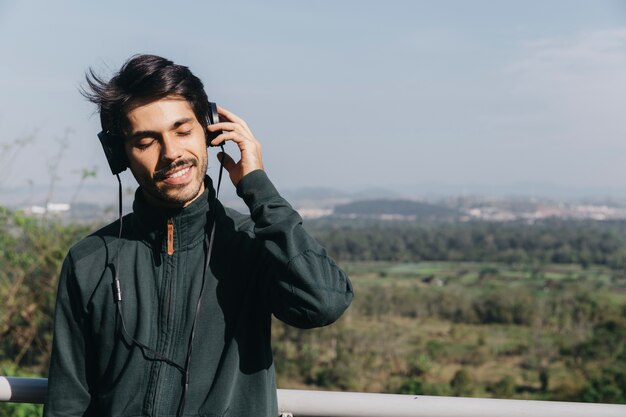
top-left (210, 130), bottom-right (253, 147)
top-left (207, 121), bottom-right (252, 138)
top-left (216, 151), bottom-right (237, 172)
top-left (207, 118), bottom-right (256, 142)
top-left (216, 106), bottom-right (253, 136)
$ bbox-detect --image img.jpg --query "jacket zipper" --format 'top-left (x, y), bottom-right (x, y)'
top-left (150, 218), bottom-right (176, 414)
top-left (167, 218), bottom-right (175, 255)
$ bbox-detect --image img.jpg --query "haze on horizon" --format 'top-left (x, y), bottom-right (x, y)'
top-left (1, 0), bottom-right (626, 204)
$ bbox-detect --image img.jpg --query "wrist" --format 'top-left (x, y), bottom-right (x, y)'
top-left (236, 169), bottom-right (279, 210)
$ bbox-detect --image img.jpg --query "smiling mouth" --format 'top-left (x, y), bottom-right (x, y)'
top-left (154, 159), bottom-right (196, 181)
top-left (159, 165), bottom-right (193, 184)
top-left (167, 166), bottom-right (191, 179)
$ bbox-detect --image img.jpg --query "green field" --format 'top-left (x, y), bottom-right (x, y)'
top-left (272, 261), bottom-right (626, 402)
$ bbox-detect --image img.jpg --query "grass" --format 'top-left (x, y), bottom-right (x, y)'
top-left (341, 260), bottom-right (619, 289)
top-left (274, 260), bottom-right (626, 401)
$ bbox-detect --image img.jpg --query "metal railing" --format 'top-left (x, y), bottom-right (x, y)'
top-left (2, 376), bottom-right (626, 417)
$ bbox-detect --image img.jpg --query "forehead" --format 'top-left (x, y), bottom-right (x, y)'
top-left (125, 96), bottom-right (197, 131)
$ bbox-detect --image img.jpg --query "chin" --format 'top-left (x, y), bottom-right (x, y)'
top-left (136, 165), bottom-right (206, 208)
top-left (163, 184), bottom-right (203, 206)
top-left (138, 180), bottom-right (201, 208)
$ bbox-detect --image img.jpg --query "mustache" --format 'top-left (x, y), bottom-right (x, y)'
top-left (153, 158), bottom-right (197, 180)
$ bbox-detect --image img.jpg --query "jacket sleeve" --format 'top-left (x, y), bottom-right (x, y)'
top-left (236, 169), bottom-right (353, 329)
top-left (43, 254), bottom-right (92, 416)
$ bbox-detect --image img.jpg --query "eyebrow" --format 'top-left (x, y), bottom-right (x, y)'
top-left (130, 117), bottom-right (195, 139)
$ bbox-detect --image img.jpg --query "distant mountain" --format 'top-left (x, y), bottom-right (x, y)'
top-left (333, 199), bottom-right (460, 220)
top-left (4, 179), bottom-right (625, 214)
top-left (280, 186), bottom-right (404, 210)
top-left (349, 187), bottom-right (403, 200)
top-left (282, 187), bottom-right (351, 201)
top-left (282, 186), bottom-right (401, 201)
top-left (396, 181), bottom-right (626, 200)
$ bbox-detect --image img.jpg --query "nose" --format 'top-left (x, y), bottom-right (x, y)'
top-left (160, 134), bottom-right (183, 163)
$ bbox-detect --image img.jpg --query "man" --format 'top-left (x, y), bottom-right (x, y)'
top-left (44, 54), bottom-right (353, 417)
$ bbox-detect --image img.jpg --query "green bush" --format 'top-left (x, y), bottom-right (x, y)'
top-left (450, 368), bottom-right (473, 397)
top-left (580, 366), bottom-right (626, 404)
top-left (491, 375), bottom-right (516, 398)
top-left (397, 377), bottom-right (424, 395)
top-left (0, 208), bottom-right (90, 373)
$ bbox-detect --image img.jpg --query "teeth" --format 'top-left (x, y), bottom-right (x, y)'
top-left (169, 167), bottom-right (190, 178)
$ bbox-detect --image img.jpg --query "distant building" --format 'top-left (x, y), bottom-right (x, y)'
top-left (25, 203), bottom-right (71, 215)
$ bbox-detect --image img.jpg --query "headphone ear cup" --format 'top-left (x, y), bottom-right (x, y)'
top-left (98, 131), bottom-right (128, 175)
top-left (206, 101), bottom-right (222, 147)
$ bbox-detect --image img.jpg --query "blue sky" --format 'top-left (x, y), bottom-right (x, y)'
top-left (1, 1), bottom-right (625, 201)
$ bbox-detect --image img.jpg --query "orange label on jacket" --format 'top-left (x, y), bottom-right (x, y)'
top-left (167, 219), bottom-right (174, 255)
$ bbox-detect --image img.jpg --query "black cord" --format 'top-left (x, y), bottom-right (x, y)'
top-left (112, 175), bottom-right (186, 372)
top-left (112, 174), bottom-right (123, 304)
top-left (117, 303), bottom-right (186, 372)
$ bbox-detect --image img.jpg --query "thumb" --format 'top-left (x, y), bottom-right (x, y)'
top-left (217, 151), bottom-right (237, 172)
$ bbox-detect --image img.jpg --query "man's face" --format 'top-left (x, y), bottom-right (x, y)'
top-left (124, 96), bottom-right (208, 209)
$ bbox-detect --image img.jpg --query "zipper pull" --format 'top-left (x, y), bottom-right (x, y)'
top-left (167, 218), bottom-right (175, 255)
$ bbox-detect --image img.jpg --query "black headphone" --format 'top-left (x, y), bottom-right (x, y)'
top-left (97, 101), bottom-right (222, 175)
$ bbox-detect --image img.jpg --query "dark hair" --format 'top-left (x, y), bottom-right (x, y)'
top-left (82, 54), bottom-right (209, 138)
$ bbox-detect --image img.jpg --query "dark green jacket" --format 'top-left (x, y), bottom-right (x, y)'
top-left (44, 170), bottom-right (353, 417)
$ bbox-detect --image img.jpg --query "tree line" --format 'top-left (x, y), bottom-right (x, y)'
top-left (309, 218), bottom-right (626, 268)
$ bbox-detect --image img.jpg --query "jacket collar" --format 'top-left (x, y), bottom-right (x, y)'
top-left (131, 176), bottom-right (215, 253)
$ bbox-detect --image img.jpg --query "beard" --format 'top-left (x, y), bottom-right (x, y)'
top-left (138, 154), bottom-right (208, 208)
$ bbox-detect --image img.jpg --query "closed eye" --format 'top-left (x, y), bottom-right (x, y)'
top-left (135, 138), bottom-right (155, 150)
